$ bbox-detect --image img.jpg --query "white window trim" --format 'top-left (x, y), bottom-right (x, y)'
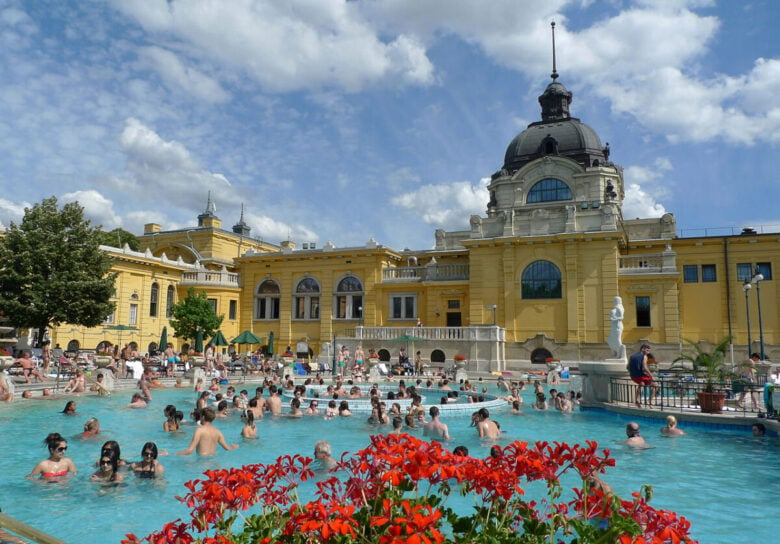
top-left (389, 293), bottom-right (417, 320)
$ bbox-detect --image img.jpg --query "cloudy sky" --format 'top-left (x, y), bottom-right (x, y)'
top-left (0, 0), bottom-right (777, 249)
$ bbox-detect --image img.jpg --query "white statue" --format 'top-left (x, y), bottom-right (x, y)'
top-left (607, 296), bottom-right (625, 359)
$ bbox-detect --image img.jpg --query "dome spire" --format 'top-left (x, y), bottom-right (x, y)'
top-left (551, 21), bottom-right (558, 81)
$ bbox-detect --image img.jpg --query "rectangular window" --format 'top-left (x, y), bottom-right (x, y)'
top-left (336, 296), bottom-right (347, 319)
top-left (447, 300), bottom-right (460, 309)
top-left (683, 265), bottom-right (699, 283)
top-left (636, 296), bottom-right (651, 327)
top-left (129, 303), bottom-right (138, 325)
top-left (390, 295), bottom-right (417, 319)
top-left (255, 297), bottom-right (280, 320)
top-left (103, 311), bottom-right (115, 324)
top-left (738, 262), bottom-right (773, 282)
top-left (229, 300), bottom-right (237, 320)
top-left (208, 298), bottom-right (217, 313)
top-left (701, 264), bottom-right (717, 282)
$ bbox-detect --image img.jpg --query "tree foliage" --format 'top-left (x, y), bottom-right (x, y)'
top-left (0, 197), bottom-right (116, 346)
top-left (169, 287), bottom-right (223, 342)
top-left (97, 227), bottom-right (140, 251)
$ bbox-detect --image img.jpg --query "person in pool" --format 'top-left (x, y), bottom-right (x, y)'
top-left (28, 432), bottom-right (77, 479)
top-left (130, 442), bottom-right (165, 478)
top-left (95, 440), bottom-right (126, 468)
top-left (91, 450), bottom-right (123, 484)
top-left (62, 400), bottom-right (77, 415)
top-left (176, 407), bottom-right (238, 456)
top-left (81, 417), bottom-right (101, 439)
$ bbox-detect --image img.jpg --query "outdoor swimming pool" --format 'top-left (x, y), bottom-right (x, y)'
top-left (0, 384), bottom-right (776, 543)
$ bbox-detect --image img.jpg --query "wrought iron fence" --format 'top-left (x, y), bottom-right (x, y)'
top-left (610, 374), bottom-right (771, 416)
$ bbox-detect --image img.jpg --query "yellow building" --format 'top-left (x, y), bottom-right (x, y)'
top-left (49, 76), bottom-right (777, 370)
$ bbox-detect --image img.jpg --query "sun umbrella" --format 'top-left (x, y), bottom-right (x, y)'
top-left (194, 329), bottom-right (204, 353)
top-left (159, 326), bottom-right (168, 352)
top-left (267, 331), bottom-right (275, 356)
top-left (209, 330), bottom-right (229, 346)
top-left (231, 330), bottom-right (264, 345)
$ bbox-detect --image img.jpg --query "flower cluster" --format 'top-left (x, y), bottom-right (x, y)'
top-left (123, 435), bottom-right (695, 544)
top-left (453, 354), bottom-right (467, 361)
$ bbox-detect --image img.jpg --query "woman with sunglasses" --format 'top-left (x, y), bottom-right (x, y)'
top-left (91, 451), bottom-right (123, 484)
top-left (94, 440), bottom-right (127, 468)
top-left (130, 442), bottom-right (164, 479)
top-left (28, 433), bottom-right (77, 479)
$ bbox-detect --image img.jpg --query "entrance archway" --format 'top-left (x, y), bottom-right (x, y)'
top-left (530, 348), bottom-right (553, 364)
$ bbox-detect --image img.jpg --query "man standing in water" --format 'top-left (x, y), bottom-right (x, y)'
top-left (422, 406), bottom-right (451, 440)
top-left (176, 407), bottom-right (238, 456)
top-left (476, 408), bottom-right (500, 439)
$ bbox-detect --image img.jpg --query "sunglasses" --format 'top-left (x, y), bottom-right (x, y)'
top-left (100, 459), bottom-right (112, 466)
top-left (143, 451), bottom-right (154, 457)
top-left (56, 446), bottom-right (68, 453)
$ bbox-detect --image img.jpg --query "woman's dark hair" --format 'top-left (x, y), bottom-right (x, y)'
top-left (62, 401), bottom-right (76, 414)
top-left (217, 400), bottom-right (228, 411)
top-left (245, 411), bottom-right (254, 425)
top-left (328, 400), bottom-right (336, 408)
top-left (164, 404), bottom-right (176, 418)
top-left (339, 400), bottom-right (349, 412)
top-left (44, 432), bottom-right (66, 451)
top-left (141, 442), bottom-right (158, 460)
top-left (453, 445), bottom-right (469, 457)
top-left (101, 440), bottom-right (121, 460)
top-left (100, 454), bottom-right (120, 481)
top-left (291, 397), bottom-right (301, 409)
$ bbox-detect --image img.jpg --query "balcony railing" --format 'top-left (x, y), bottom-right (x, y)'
top-left (619, 251), bottom-right (677, 275)
top-left (346, 326), bottom-right (503, 342)
top-left (382, 263), bottom-right (469, 282)
top-left (180, 269), bottom-right (240, 288)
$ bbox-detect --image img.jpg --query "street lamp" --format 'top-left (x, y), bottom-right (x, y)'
top-left (743, 281), bottom-right (752, 359)
top-left (751, 267), bottom-right (765, 360)
top-left (486, 304), bottom-right (497, 326)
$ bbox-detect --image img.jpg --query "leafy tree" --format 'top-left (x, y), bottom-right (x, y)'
top-left (0, 197), bottom-right (117, 347)
top-left (169, 287), bottom-right (223, 342)
top-left (98, 227), bottom-right (140, 250)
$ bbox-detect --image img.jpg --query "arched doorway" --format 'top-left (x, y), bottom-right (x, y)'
top-left (66, 340), bottom-right (80, 353)
top-left (530, 348), bottom-right (553, 364)
top-left (378, 349), bottom-right (391, 362)
top-left (430, 349), bottom-right (446, 363)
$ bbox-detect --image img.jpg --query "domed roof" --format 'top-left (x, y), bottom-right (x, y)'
top-left (502, 79), bottom-right (607, 173)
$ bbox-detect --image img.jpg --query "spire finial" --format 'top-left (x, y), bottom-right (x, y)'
top-left (550, 21), bottom-right (558, 81)
top-left (205, 190), bottom-right (217, 214)
top-left (239, 203), bottom-right (245, 222)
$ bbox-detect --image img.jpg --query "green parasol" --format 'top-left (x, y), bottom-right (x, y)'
top-left (209, 330), bottom-right (229, 346)
top-left (159, 326), bottom-right (168, 351)
top-left (267, 331), bottom-right (275, 356)
top-left (194, 329), bottom-right (204, 353)
top-left (231, 330), bottom-right (264, 345)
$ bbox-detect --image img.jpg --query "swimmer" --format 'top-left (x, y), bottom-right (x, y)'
top-left (128, 392), bottom-right (147, 409)
top-left (288, 397), bottom-right (303, 418)
top-left (510, 400), bottom-right (523, 414)
top-left (81, 417), bottom-right (101, 439)
top-left (267, 385), bottom-right (282, 415)
top-left (89, 373), bottom-right (110, 396)
top-left (324, 400), bottom-right (338, 418)
top-left (92, 452), bottom-right (123, 484)
top-left (176, 407), bottom-right (238, 456)
top-left (422, 406), bottom-right (451, 440)
top-left (532, 392), bottom-right (548, 410)
top-left (304, 399), bottom-right (319, 415)
top-left (95, 440), bottom-right (126, 468)
top-left (242, 411), bottom-right (257, 439)
top-left (163, 405), bottom-right (182, 431)
top-left (131, 442), bottom-right (165, 478)
top-left (194, 377), bottom-right (204, 392)
top-left (175, 377), bottom-right (186, 389)
top-left (312, 440), bottom-right (337, 470)
top-left (452, 445), bottom-right (469, 457)
top-left (216, 399), bottom-right (229, 418)
top-left (476, 408), bottom-right (500, 439)
top-left (752, 423), bottom-right (766, 437)
top-left (338, 400), bottom-right (352, 417)
top-left (624, 422), bottom-right (650, 448)
top-left (62, 400), bottom-right (77, 415)
top-left (63, 368), bottom-right (86, 393)
top-left (196, 391), bottom-right (210, 410)
top-left (28, 433), bottom-right (77, 479)
top-left (660, 415), bottom-right (685, 436)
top-left (389, 417), bottom-right (403, 434)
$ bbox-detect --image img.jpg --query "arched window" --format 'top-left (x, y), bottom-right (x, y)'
top-left (334, 275), bottom-right (363, 320)
top-left (294, 278), bottom-right (320, 320)
top-left (527, 178), bottom-right (572, 203)
top-left (522, 260), bottom-right (562, 299)
top-left (166, 285), bottom-right (175, 317)
top-left (149, 282), bottom-right (159, 317)
top-left (530, 347), bottom-right (554, 364)
top-left (255, 279), bottom-right (280, 320)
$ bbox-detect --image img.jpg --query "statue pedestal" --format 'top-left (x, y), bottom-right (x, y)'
top-left (578, 360), bottom-right (628, 404)
top-left (369, 366), bottom-right (381, 383)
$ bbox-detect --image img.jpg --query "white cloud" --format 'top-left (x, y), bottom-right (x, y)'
top-left (137, 46), bottom-right (229, 103)
top-left (622, 158), bottom-right (671, 219)
top-left (60, 189), bottom-right (121, 230)
top-left (112, 0), bottom-right (435, 92)
top-left (244, 211), bottom-right (318, 246)
top-left (0, 197), bottom-right (31, 226)
top-left (391, 178), bottom-right (489, 229)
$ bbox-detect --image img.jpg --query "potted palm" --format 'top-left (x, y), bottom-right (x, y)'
top-left (673, 336), bottom-right (733, 413)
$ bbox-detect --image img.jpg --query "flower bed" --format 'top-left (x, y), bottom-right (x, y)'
top-left (124, 434), bottom-right (693, 544)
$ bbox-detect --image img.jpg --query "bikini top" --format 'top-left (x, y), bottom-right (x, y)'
top-left (42, 470), bottom-right (68, 478)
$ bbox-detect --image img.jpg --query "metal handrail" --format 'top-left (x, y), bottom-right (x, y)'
top-left (609, 376), bottom-right (768, 415)
top-left (0, 511), bottom-right (66, 544)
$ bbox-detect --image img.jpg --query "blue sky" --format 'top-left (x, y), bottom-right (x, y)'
top-left (0, 0), bottom-right (777, 249)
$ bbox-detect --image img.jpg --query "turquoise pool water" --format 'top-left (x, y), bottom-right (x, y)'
top-left (0, 385), bottom-right (776, 543)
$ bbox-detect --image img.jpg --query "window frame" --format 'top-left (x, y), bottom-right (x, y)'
top-left (293, 277), bottom-right (320, 321)
top-left (166, 285), bottom-right (175, 318)
top-left (228, 300), bottom-right (237, 320)
top-left (521, 260), bottom-right (563, 299)
top-left (255, 279), bottom-right (281, 320)
top-left (129, 303), bottom-right (138, 326)
top-left (390, 294), bottom-right (417, 320)
top-left (635, 296), bottom-right (651, 328)
top-left (683, 265), bottom-right (699, 283)
top-left (701, 264), bottom-right (717, 283)
top-left (334, 275), bottom-right (364, 320)
top-left (526, 178), bottom-right (572, 204)
top-left (149, 282), bottom-right (159, 317)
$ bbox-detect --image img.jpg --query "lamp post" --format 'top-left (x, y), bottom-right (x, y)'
top-left (751, 267), bottom-right (765, 360)
top-left (743, 281), bottom-right (752, 359)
